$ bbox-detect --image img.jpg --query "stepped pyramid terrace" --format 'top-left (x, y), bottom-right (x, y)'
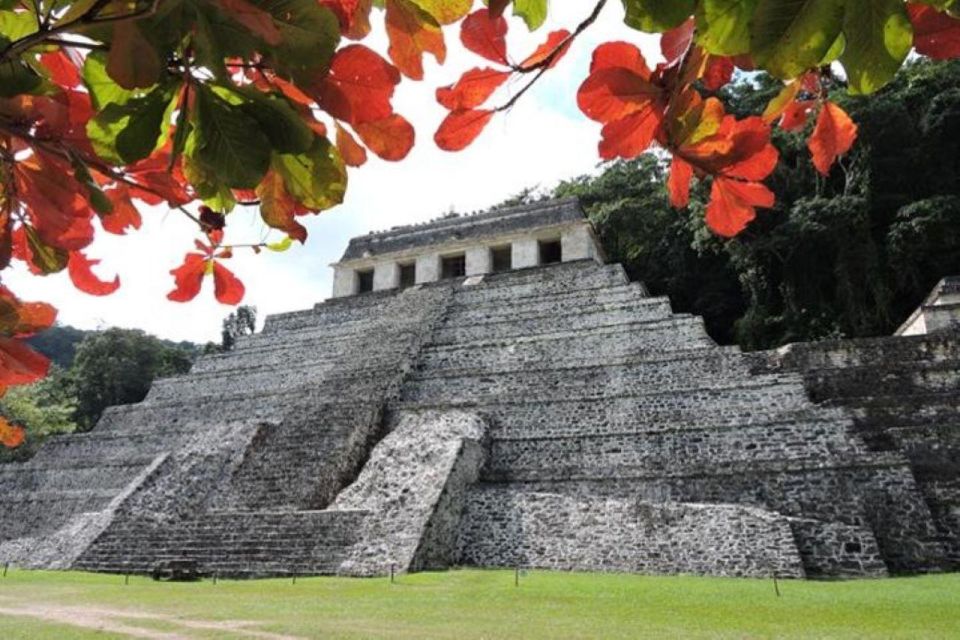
top-left (1, 198), bottom-right (957, 579)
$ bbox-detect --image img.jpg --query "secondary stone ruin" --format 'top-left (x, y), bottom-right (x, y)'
top-left (1, 198), bottom-right (957, 579)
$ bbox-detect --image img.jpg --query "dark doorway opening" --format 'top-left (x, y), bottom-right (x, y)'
top-left (357, 269), bottom-right (374, 293)
top-left (491, 246), bottom-right (512, 273)
top-left (441, 254), bottom-right (466, 279)
top-left (539, 239), bottom-right (562, 265)
top-left (399, 263), bottom-right (416, 288)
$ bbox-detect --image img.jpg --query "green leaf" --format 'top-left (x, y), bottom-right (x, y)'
top-left (236, 88), bottom-right (313, 154)
top-left (267, 236), bottom-right (293, 252)
top-left (621, 0), bottom-right (695, 32)
top-left (192, 84), bottom-right (271, 189)
top-left (88, 84), bottom-right (173, 164)
top-left (0, 10), bottom-right (38, 40)
top-left (258, 0), bottom-right (340, 83)
top-left (410, 0), bottom-right (471, 24)
top-left (750, 0), bottom-right (845, 79)
top-left (69, 156), bottom-right (114, 215)
top-left (182, 128), bottom-right (238, 211)
top-left (273, 136), bottom-right (346, 211)
top-left (82, 53), bottom-right (136, 109)
top-left (696, 0), bottom-right (759, 56)
top-left (840, 0), bottom-right (912, 95)
top-left (24, 226), bottom-right (68, 274)
top-left (0, 36), bottom-right (40, 97)
top-left (513, 0), bottom-right (548, 30)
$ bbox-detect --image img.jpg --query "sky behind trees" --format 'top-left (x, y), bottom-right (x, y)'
top-left (8, 4), bottom-right (656, 343)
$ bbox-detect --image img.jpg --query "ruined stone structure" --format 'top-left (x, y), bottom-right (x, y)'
top-left (1, 198), bottom-right (957, 579)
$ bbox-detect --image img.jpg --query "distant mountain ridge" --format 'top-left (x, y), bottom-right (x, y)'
top-left (27, 325), bottom-right (200, 369)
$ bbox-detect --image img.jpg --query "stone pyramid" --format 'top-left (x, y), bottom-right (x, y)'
top-left (0, 199), bottom-right (954, 578)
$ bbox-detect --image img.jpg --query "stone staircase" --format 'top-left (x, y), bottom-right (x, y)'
top-left (392, 261), bottom-right (948, 577)
top-left (750, 331), bottom-right (960, 569)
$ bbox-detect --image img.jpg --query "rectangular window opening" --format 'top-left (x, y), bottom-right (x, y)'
top-left (539, 239), bottom-right (562, 265)
top-left (441, 254), bottom-right (466, 279)
top-left (399, 263), bottom-right (416, 289)
top-left (357, 269), bottom-right (374, 294)
top-left (491, 246), bottom-right (512, 273)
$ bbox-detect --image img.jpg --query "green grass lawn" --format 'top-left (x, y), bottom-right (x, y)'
top-left (0, 568), bottom-right (958, 639)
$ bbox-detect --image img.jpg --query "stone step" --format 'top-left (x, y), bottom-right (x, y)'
top-left (449, 264), bottom-right (629, 305)
top-left (761, 332), bottom-right (960, 372)
top-left (445, 286), bottom-right (664, 322)
top-left (806, 361), bottom-right (960, 401)
top-left (486, 419), bottom-right (869, 477)
top-left (432, 313), bottom-right (713, 349)
top-left (402, 356), bottom-right (806, 405)
top-left (444, 297), bottom-right (674, 329)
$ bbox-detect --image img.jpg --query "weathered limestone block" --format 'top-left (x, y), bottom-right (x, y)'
top-left (332, 410), bottom-right (488, 576)
top-left (465, 247), bottom-right (491, 276)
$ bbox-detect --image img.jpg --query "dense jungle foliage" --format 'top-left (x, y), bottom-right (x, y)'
top-left (554, 59), bottom-right (960, 349)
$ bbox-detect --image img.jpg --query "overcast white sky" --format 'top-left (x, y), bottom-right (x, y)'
top-left (9, 3), bottom-right (660, 344)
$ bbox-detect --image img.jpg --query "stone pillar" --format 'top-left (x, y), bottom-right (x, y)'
top-left (332, 266), bottom-right (358, 298)
top-left (416, 253), bottom-right (441, 284)
top-left (465, 246), bottom-right (492, 276)
top-left (373, 262), bottom-right (400, 291)
top-left (512, 238), bottom-right (539, 269)
top-left (561, 224), bottom-right (597, 262)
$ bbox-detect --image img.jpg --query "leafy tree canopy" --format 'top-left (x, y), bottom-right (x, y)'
top-left (1, 0), bottom-right (959, 446)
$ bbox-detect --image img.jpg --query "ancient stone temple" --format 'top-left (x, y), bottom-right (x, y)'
top-left (1, 198), bottom-right (957, 579)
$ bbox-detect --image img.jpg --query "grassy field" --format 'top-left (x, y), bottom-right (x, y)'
top-left (0, 568), bottom-right (958, 639)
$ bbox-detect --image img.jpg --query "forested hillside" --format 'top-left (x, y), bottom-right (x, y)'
top-left (550, 59), bottom-right (960, 349)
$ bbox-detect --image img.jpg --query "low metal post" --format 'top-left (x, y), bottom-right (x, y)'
top-left (213, 572), bottom-right (218, 585)
top-left (124, 574), bottom-right (129, 586)
top-left (773, 572), bottom-right (781, 598)
top-left (515, 566), bottom-right (519, 587)
top-left (3, 562), bottom-right (8, 577)
top-left (390, 563), bottom-right (396, 584)
top-left (292, 574), bottom-right (297, 585)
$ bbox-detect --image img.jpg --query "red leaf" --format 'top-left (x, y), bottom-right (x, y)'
top-left (907, 3), bottom-right (960, 60)
top-left (661, 18), bottom-right (695, 67)
top-left (355, 114), bottom-right (416, 161)
top-left (521, 30), bottom-right (572, 70)
top-left (13, 152), bottom-right (95, 252)
top-left (780, 99), bottom-right (815, 132)
top-left (0, 336), bottom-right (51, 388)
top-left (68, 251), bottom-right (120, 296)
top-left (335, 123), bottom-right (368, 167)
top-left (385, 0), bottom-right (446, 80)
top-left (577, 67), bottom-right (663, 124)
top-left (213, 262), bottom-right (245, 305)
top-left (315, 45), bottom-right (401, 125)
top-left (100, 184), bottom-right (143, 235)
top-left (106, 21), bottom-right (161, 90)
top-left (808, 100), bottom-right (858, 176)
top-left (461, 9), bottom-right (509, 65)
top-left (488, 0), bottom-right (510, 18)
top-left (598, 103), bottom-right (662, 160)
top-left (668, 156), bottom-right (694, 208)
top-left (257, 170), bottom-right (308, 242)
top-left (589, 42), bottom-right (652, 79)
top-left (0, 417), bottom-right (25, 449)
top-left (435, 109), bottom-right (494, 151)
top-left (167, 253), bottom-right (207, 303)
top-left (436, 67), bottom-right (510, 110)
top-left (702, 56), bottom-right (735, 92)
top-left (214, 0), bottom-right (282, 45)
top-left (39, 51), bottom-right (82, 87)
top-left (706, 178), bottom-right (774, 237)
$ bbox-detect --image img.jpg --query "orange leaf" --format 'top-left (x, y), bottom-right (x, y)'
top-left (706, 177), bottom-right (774, 237)
top-left (315, 45), bottom-right (401, 125)
top-left (67, 251), bottom-right (120, 296)
top-left (100, 184), bottom-right (142, 235)
top-left (436, 67), bottom-right (510, 110)
top-left (668, 156), bottom-right (694, 208)
top-left (460, 9), bottom-right (509, 65)
top-left (762, 80), bottom-right (801, 125)
top-left (39, 51), bottom-right (82, 87)
top-left (808, 101), bottom-right (858, 176)
top-left (435, 109), bottom-right (494, 151)
top-left (214, 0), bottom-right (282, 45)
top-left (213, 262), bottom-right (245, 305)
top-left (577, 67), bottom-right (663, 124)
top-left (335, 123), bottom-right (368, 167)
top-left (0, 286), bottom-right (57, 338)
top-left (385, 0), bottom-right (446, 80)
top-left (907, 3), bottom-right (960, 60)
top-left (167, 253), bottom-right (207, 303)
top-left (355, 114), bottom-right (415, 161)
top-left (0, 417), bottom-right (25, 449)
top-left (521, 30), bottom-right (572, 70)
top-left (780, 99), bottom-right (815, 132)
top-left (0, 336), bottom-right (51, 388)
top-left (598, 103), bottom-right (662, 160)
top-left (257, 170), bottom-right (308, 242)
